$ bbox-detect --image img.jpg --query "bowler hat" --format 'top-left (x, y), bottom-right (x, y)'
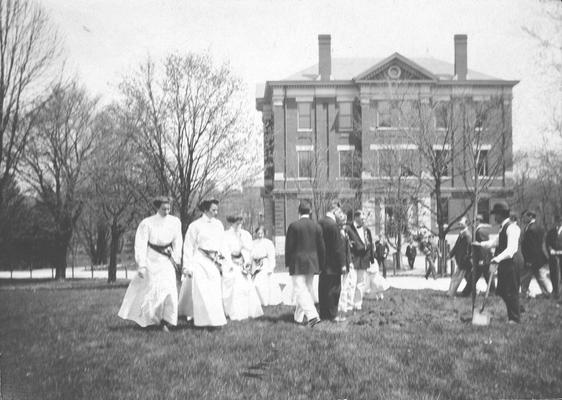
top-left (490, 201), bottom-right (509, 214)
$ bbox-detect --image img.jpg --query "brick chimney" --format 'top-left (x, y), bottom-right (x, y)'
top-left (318, 34), bottom-right (331, 81)
top-left (454, 34), bottom-right (467, 80)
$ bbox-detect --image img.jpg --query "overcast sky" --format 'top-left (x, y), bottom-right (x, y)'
top-left (42, 0), bottom-right (561, 151)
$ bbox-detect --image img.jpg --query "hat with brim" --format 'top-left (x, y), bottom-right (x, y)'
top-left (490, 201), bottom-right (509, 214)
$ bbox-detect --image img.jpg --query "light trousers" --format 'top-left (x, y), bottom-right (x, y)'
top-left (292, 274), bottom-right (319, 323)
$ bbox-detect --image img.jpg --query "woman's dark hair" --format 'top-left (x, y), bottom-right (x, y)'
top-left (226, 215), bottom-right (243, 224)
top-left (198, 198), bottom-right (219, 212)
top-left (153, 195), bottom-right (171, 209)
top-left (255, 225), bottom-right (266, 235)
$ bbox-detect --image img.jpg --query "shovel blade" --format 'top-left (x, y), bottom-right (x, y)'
top-left (472, 311), bottom-right (490, 326)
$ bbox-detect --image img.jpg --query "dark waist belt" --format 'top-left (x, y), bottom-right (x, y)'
top-left (148, 242), bottom-right (173, 255)
top-left (198, 248), bottom-right (224, 275)
top-left (231, 253), bottom-right (243, 259)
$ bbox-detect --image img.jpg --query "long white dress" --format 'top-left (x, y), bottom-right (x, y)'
top-left (251, 238), bottom-right (282, 306)
top-left (118, 214), bottom-right (182, 327)
top-left (222, 228), bottom-right (264, 320)
top-left (178, 215), bottom-right (228, 327)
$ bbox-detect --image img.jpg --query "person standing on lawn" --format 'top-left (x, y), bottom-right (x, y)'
top-left (474, 201), bottom-right (522, 323)
top-left (545, 215), bottom-right (562, 300)
top-left (447, 217), bottom-right (472, 297)
top-left (179, 199), bottom-right (228, 328)
top-left (422, 234), bottom-right (438, 280)
top-left (405, 239), bottom-right (417, 270)
top-left (520, 209), bottom-right (551, 298)
top-left (285, 200), bottom-right (325, 327)
top-left (472, 214), bottom-right (495, 294)
top-left (251, 225), bottom-right (282, 306)
top-left (318, 200), bottom-right (347, 323)
top-left (345, 210), bottom-right (375, 311)
top-left (375, 237), bottom-right (390, 278)
top-left (118, 196), bottom-right (182, 332)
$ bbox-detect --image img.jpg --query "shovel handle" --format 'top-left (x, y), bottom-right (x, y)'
top-left (480, 267), bottom-right (495, 313)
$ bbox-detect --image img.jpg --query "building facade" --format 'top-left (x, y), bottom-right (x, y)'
top-left (256, 34), bottom-right (518, 251)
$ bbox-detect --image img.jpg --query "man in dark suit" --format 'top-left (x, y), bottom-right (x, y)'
top-left (405, 239), bottom-right (417, 270)
top-left (447, 217), bottom-right (472, 297)
top-left (520, 210), bottom-right (551, 298)
top-left (285, 200), bottom-right (325, 326)
top-left (545, 215), bottom-right (562, 300)
top-left (345, 210), bottom-right (375, 310)
top-left (318, 200), bottom-right (347, 322)
top-left (472, 214), bottom-right (495, 294)
top-left (375, 238), bottom-right (390, 278)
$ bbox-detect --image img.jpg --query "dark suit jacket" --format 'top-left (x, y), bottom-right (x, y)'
top-left (521, 221), bottom-right (548, 266)
top-left (449, 229), bottom-right (472, 270)
top-left (405, 245), bottom-right (417, 260)
top-left (318, 216), bottom-right (346, 275)
top-left (545, 227), bottom-right (562, 252)
top-left (345, 223), bottom-right (374, 269)
top-left (473, 223), bottom-right (493, 266)
top-left (285, 217), bottom-right (325, 276)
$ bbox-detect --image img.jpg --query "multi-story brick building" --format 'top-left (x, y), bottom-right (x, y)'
top-left (256, 34), bottom-right (518, 251)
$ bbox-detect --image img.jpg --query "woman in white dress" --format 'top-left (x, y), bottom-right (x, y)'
top-left (222, 216), bottom-right (264, 320)
top-left (118, 196), bottom-right (182, 331)
top-left (180, 199), bottom-right (228, 328)
top-left (251, 226), bottom-right (282, 306)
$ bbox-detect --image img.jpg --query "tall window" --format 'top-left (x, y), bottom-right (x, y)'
top-left (338, 102), bottom-right (353, 130)
top-left (377, 101), bottom-right (392, 128)
top-left (477, 198), bottom-right (490, 223)
top-left (339, 149), bottom-right (359, 178)
top-left (297, 150), bottom-right (313, 178)
top-left (435, 149), bottom-right (450, 177)
top-left (439, 197), bottom-right (449, 226)
top-left (435, 104), bottom-right (448, 130)
top-left (297, 103), bottom-right (312, 131)
top-left (476, 150), bottom-right (488, 176)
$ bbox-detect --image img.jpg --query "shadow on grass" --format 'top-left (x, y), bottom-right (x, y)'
top-left (0, 278), bottom-right (129, 291)
top-left (256, 312), bottom-right (295, 324)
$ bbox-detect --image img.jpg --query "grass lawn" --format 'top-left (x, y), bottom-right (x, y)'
top-left (1, 279), bottom-right (561, 400)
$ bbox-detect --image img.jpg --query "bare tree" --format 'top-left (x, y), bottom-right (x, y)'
top-left (23, 82), bottom-right (97, 279)
top-left (120, 52), bottom-right (259, 233)
top-left (0, 0), bottom-right (60, 209)
top-left (86, 105), bottom-right (151, 282)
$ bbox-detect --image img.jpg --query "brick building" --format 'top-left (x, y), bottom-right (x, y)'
top-left (256, 34), bottom-right (518, 251)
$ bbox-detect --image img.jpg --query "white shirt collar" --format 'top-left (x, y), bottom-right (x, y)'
top-left (500, 218), bottom-right (511, 228)
top-left (299, 214), bottom-right (310, 219)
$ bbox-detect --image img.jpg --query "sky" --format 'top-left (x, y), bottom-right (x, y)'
top-left (42, 0), bottom-right (561, 152)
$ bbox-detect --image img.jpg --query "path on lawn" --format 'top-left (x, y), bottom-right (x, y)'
top-left (1, 254), bottom-right (544, 295)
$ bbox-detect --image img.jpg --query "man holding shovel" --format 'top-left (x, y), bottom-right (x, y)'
top-left (473, 201), bottom-right (521, 324)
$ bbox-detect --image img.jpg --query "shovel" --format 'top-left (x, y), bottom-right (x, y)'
top-left (472, 268), bottom-right (495, 326)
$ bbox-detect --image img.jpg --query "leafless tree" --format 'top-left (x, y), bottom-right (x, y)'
top-left (0, 0), bottom-right (60, 209)
top-left (119, 52), bottom-right (259, 233)
top-left (23, 82), bottom-right (97, 279)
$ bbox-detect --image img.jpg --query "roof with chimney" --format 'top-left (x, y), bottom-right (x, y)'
top-left (283, 54), bottom-right (500, 81)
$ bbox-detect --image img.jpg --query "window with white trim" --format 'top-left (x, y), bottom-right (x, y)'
top-left (338, 102), bottom-right (353, 130)
top-left (297, 150), bottom-right (313, 178)
top-left (297, 103), bottom-right (312, 131)
top-left (377, 101), bottom-right (392, 128)
top-left (435, 149), bottom-right (451, 177)
top-left (338, 149), bottom-right (359, 178)
top-left (476, 150), bottom-right (488, 176)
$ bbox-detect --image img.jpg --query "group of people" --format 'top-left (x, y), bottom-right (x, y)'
top-left (444, 202), bottom-right (562, 324)
top-left (118, 196), bottom-right (280, 331)
top-left (284, 199), bottom-right (387, 327)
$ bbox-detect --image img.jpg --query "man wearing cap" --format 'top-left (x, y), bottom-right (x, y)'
top-left (474, 201), bottom-right (522, 323)
top-left (545, 215), bottom-right (562, 300)
top-left (447, 217), bottom-right (472, 297)
top-left (285, 200), bottom-right (325, 327)
top-left (520, 210), bottom-right (551, 298)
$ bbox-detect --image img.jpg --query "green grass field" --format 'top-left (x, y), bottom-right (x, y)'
top-left (1, 279), bottom-right (561, 400)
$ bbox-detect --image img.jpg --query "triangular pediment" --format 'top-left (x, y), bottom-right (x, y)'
top-left (355, 53), bottom-right (437, 81)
